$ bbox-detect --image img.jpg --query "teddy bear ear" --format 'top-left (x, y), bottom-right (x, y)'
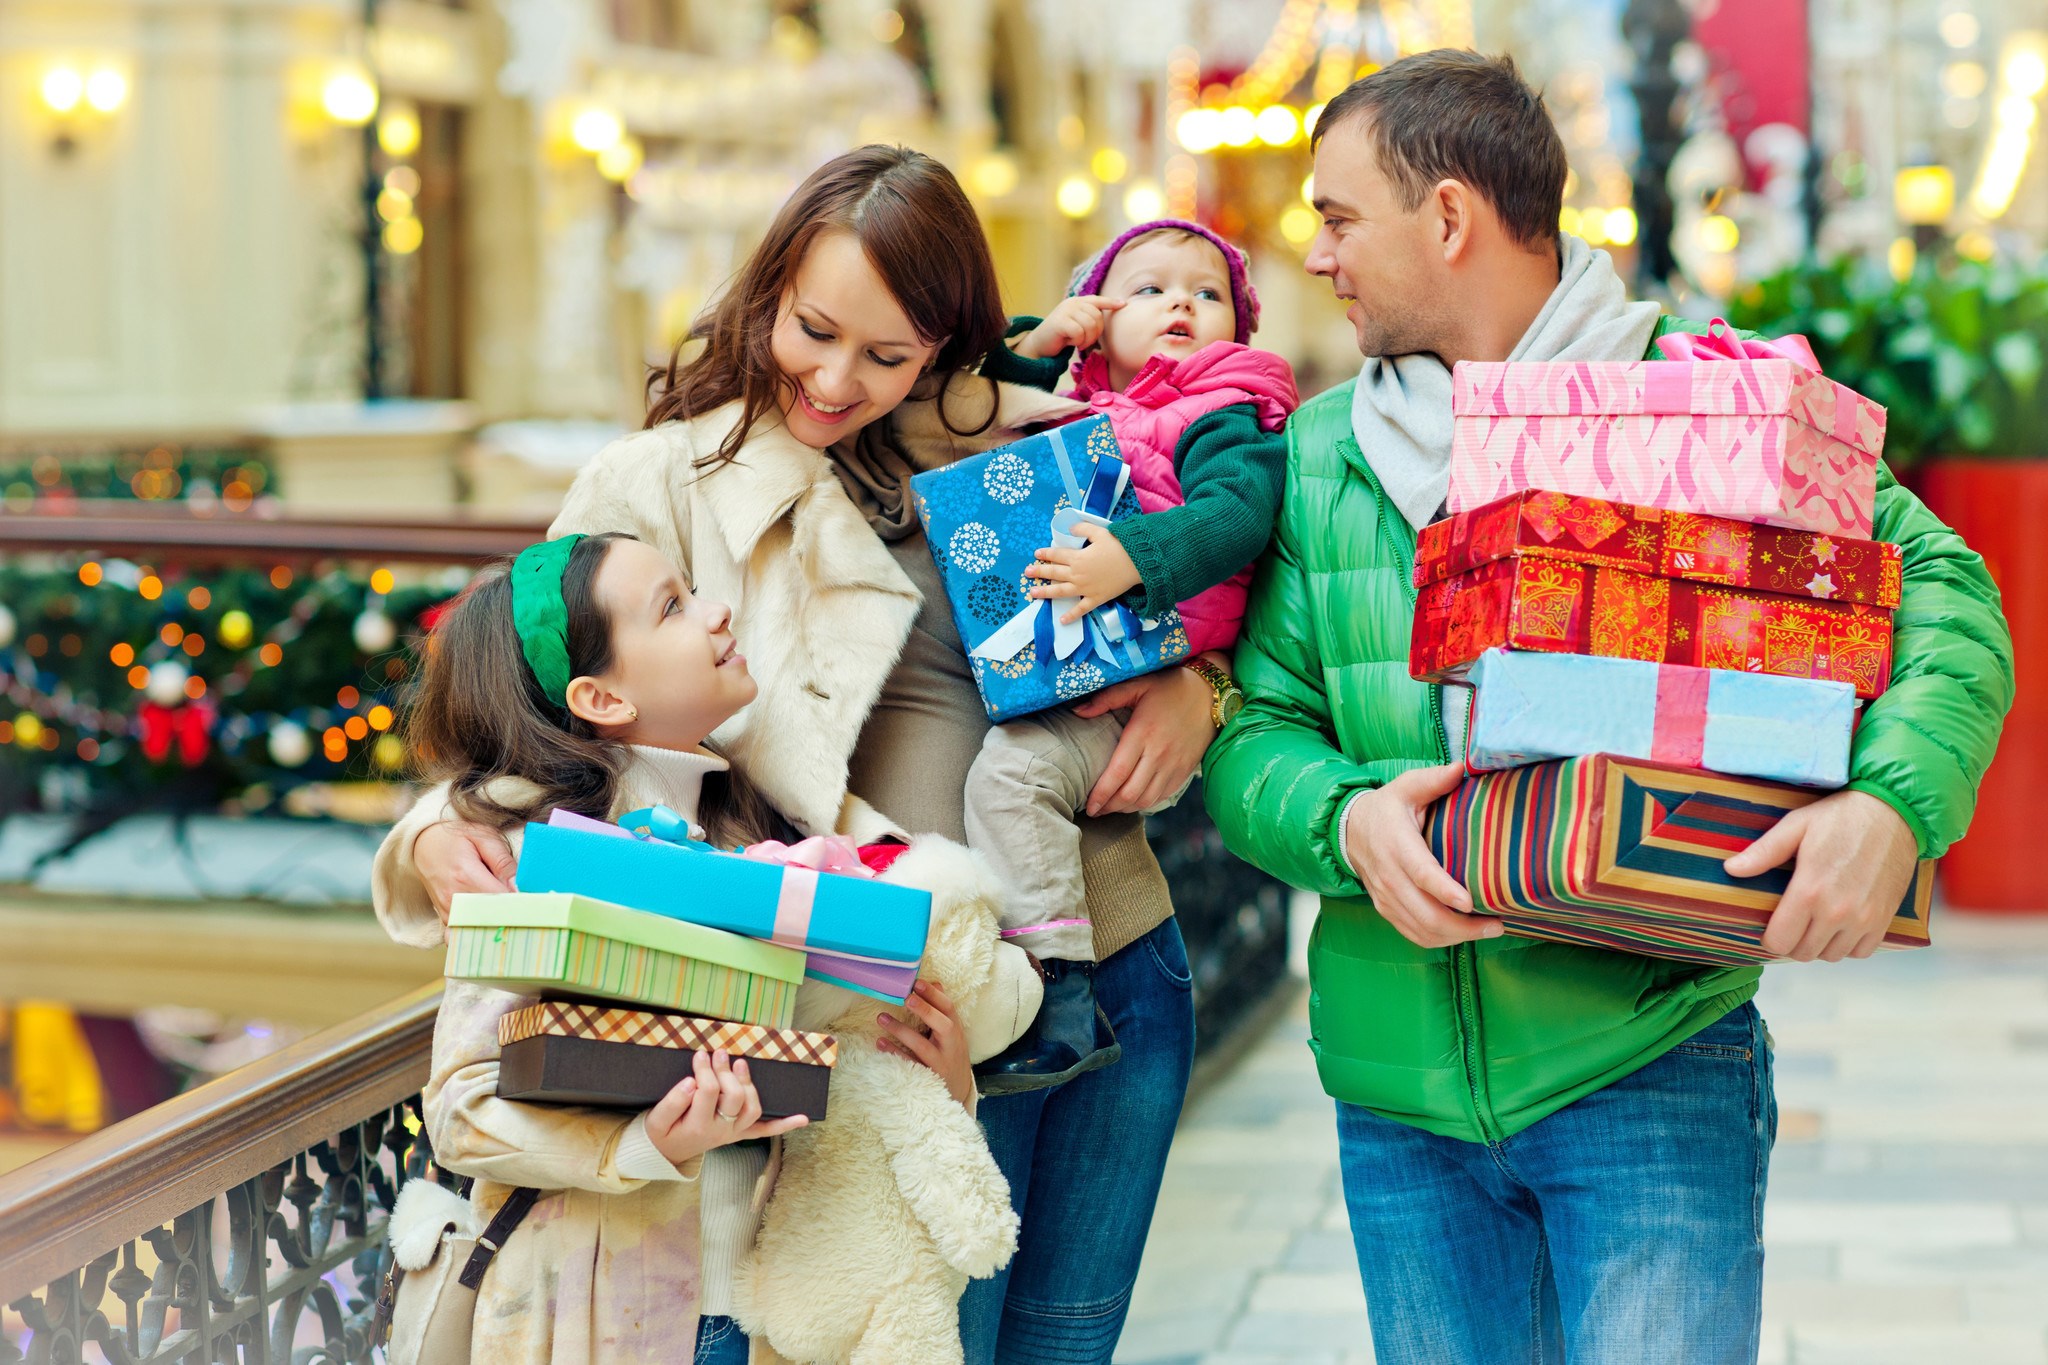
top-left (883, 837), bottom-right (1003, 990)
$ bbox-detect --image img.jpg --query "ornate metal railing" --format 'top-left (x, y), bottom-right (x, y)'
top-left (0, 984), bottom-right (442, 1364)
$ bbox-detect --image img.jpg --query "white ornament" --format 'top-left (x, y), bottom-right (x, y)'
top-left (353, 609), bottom-right (397, 654)
top-left (268, 720), bottom-right (312, 768)
top-left (983, 453), bottom-right (1035, 505)
top-left (0, 602), bottom-right (14, 648)
top-left (949, 522), bottom-right (1001, 574)
top-left (146, 661), bottom-right (190, 706)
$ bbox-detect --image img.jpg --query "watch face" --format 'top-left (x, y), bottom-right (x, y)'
top-left (1220, 690), bottom-right (1245, 725)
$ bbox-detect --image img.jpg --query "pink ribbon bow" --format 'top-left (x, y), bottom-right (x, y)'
top-left (1652, 317), bottom-right (1822, 373)
top-left (740, 834), bottom-right (873, 950)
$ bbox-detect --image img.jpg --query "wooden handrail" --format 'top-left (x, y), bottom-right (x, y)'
top-left (0, 501), bottom-right (547, 563)
top-left (0, 982), bottom-right (441, 1304)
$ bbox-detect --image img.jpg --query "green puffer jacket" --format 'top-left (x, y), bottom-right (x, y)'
top-left (1205, 339), bottom-right (2014, 1145)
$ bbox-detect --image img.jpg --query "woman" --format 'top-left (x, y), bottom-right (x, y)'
top-left (379, 145), bottom-right (1221, 1363)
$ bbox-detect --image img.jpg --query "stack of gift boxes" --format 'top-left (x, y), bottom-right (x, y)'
top-left (442, 810), bottom-right (933, 1120)
top-left (1407, 327), bottom-right (1937, 966)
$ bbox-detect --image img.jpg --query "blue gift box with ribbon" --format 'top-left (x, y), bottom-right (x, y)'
top-left (515, 814), bottom-right (930, 1000)
top-left (909, 414), bottom-right (1192, 721)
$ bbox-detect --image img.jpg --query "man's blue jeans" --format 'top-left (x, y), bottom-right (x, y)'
top-left (958, 917), bottom-right (1198, 1364)
top-left (1336, 1002), bottom-right (1777, 1365)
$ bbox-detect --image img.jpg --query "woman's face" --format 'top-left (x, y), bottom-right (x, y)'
top-left (769, 230), bottom-right (941, 450)
top-left (576, 538), bottom-right (757, 748)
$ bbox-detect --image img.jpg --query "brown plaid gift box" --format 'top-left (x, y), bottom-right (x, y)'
top-left (495, 1001), bottom-right (838, 1119)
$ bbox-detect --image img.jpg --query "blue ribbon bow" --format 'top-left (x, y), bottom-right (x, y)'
top-left (972, 425), bottom-right (1153, 674)
top-left (615, 805), bottom-right (715, 850)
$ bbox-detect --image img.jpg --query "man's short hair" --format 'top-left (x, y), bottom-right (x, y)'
top-left (1311, 49), bottom-right (1566, 251)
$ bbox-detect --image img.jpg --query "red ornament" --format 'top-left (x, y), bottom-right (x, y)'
top-left (137, 700), bottom-right (216, 767)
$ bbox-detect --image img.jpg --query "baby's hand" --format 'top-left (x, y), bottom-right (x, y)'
top-left (1025, 523), bottom-right (1145, 623)
top-left (1016, 295), bottom-right (1124, 359)
top-left (645, 1050), bottom-right (807, 1168)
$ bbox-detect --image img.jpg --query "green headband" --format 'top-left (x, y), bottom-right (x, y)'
top-left (510, 534), bottom-right (586, 705)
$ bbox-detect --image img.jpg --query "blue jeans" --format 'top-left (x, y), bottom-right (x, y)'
top-left (958, 917), bottom-right (1197, 1364)
top-left (692, 1314), bottom-right (748, 1365)
top-left (1337, 1002), bottom-right (1776, 1365)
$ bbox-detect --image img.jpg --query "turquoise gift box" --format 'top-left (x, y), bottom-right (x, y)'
top-left (909, 414), bottom-right (1192, 721)
top-left (515, 820), bottom-right (931, 967)
top-left (1463, 648), bottom-right (1857, 788)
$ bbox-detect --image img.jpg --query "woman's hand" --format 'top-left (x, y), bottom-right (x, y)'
top-left (876, 980), bottom-right (975, 1108)
top-left (414, 821), bottom-right (519, 921)
top-left (646, 1050), bottom-right (808, 1168)
top-left (1071, 656), bottom-right (1219, 816)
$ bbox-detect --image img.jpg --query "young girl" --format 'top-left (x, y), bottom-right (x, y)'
top-left (968, 220), bottom-right (1300, 1089)
top-left (395, 531), bottom-right (991, 1365)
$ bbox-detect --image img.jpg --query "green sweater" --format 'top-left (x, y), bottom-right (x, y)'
top-left (983, 319), bottom-right (1288, 619)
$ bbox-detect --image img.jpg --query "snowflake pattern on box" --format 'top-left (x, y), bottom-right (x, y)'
top-left (910, 414), bottom-right (1185, 721)
top-left (983, 452), bottom-right (1034, 504)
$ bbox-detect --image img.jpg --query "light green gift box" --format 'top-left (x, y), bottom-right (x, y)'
top-left (446, 892), bottom-right (804, 1028)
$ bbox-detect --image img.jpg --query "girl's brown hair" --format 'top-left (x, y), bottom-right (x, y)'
top-left (645, 144), bottom-right (1007, 468)
top-left (407, 533), bottom-right (779, 847)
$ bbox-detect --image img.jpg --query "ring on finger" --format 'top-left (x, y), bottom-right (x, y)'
top-left (715, 1105), bottom-right (742, 1122)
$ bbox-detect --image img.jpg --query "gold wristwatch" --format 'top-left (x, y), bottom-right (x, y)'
top-left (1182, 657), bottom-right (1245, 729)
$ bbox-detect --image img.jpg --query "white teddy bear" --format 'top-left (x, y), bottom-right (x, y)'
top-left (734, 836), bottom-right (1041, 1365)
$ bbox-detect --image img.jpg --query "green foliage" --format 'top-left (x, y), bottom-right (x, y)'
top-left (0, 555), bottom-right (459, 811)
top-left (1726, 255), bottom-right (2048, 466)
top-left (0, 447), bottom-right (272, 509)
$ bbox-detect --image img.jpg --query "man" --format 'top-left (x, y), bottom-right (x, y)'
top-left (1204, 49), bottom-right (2012, 1365)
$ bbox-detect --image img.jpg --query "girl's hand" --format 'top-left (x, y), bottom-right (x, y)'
top-left (1016, 296), bottom-right (1124, 359)
top-left (415, 820), bottom-right (518, 921)
top-left (1072, 656), bottom-right (1219, 816)
top-left (876, 980), bottom-right (974, 1109)
top-left (646, 1050), bottom-right (808, 1168)
top-left (1026, 524), bottom-right (1144, 624)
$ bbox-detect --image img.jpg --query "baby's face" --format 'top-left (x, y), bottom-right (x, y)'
top-left (1097, 232), bottom-right (1237, 389)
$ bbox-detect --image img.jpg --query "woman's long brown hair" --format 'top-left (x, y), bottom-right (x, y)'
top-left (407, 533), bottom-right (779, 848)
top-left (645, 144), bottom-right (1007, 468)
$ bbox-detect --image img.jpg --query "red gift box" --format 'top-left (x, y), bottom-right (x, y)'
top-left (1415, 490), bottom-right (1903, 608)
top-left (1410, 554), bottom-right (1894, 698)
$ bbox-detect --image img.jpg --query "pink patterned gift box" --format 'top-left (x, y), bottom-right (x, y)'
top-left (1448, 352), bottom-right (1888, 538)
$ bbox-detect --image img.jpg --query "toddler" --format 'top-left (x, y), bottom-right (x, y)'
top-left (969, 219), bottom-right (1298, 1090)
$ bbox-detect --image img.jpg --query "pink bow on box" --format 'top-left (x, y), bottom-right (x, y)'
top-left (1652, 317), bottom-right (1822, 373)
top-left (740, 834), bottom-right (874, 952)
top-left (740, 835), bottom-right (874, 879)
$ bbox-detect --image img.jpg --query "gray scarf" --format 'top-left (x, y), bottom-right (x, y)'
top-left (830, 417), bottom-right (923, 542)
top-left (1350, 234), bottom-right (1663, 532)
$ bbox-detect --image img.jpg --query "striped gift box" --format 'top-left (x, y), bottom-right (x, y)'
top-left (1424, 754), bottom-right (1935, 966)
top-left (498, 1001), bottom-right (837, 1067)
top-left (447, 893), bottom-right (802, 1028)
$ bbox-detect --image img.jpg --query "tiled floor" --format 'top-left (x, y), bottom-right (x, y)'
top-left (1116, 910), bottom-right (2048, 1365)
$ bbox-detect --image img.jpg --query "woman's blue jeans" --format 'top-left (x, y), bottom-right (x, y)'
top-left (1336, 1002), bottom-right (1778, 1365)
top-left (958, 916), bottom-right (1197, 1364)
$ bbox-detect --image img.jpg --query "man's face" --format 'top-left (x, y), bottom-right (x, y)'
top-left (1305, 115), bottom-right (1450, 359)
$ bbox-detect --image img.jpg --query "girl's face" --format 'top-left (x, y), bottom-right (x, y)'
top-left (570, 538), bottom-right (757, 749)
top-left (769, 230), bottom-right (941, 450)
top-left (1097, 232), bottom-right (1238, 389)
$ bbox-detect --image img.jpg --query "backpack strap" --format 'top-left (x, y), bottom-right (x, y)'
top-left (456, 1186), bottom-right (542, 1290)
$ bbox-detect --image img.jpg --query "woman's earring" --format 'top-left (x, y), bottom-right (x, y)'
top-left (627, 706), bottom-right (639, 721)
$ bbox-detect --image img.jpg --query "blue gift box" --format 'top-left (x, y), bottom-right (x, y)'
top-left (516, 821), bottom-right (931, 967)
top-left (1463, 649), bottom-right (1857, 789)
top-left (909, 414), bottom-right (1192, 721)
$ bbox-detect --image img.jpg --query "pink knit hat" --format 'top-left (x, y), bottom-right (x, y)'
top-left (1067, 218), bottom-right (1261, 344)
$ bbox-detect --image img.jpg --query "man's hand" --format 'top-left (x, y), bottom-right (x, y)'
top-left (1026, 524), bottom-right (1144, 624)
top-left (1014, 295), bottom-right (1124, 359)
top-left (1725, 789), bottom-right (1920, 962)
top-left (1342, 763), bottom-right (1499, 950)
top-left (414, 820), bottom-right (518, 920)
